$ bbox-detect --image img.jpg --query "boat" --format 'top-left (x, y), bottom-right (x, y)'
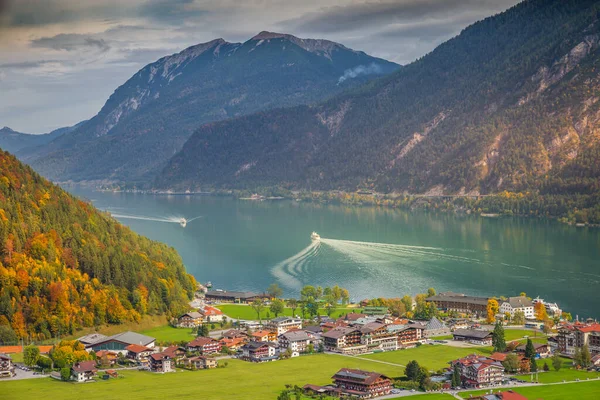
top-left (179, 218), bottom-right (187, 228)
top-left (205, 281), bottom-right (212, 288)
top-left (311, 232), bottom-right (321, 241)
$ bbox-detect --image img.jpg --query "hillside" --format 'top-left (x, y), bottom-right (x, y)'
top-left (24, 32), bottom-right (398, 185)
top-left (0, 124), bottom-right (80, 155)
top-left (156, 0), bottom-right (600, 202)
top-left (0, 149), bottom-right (196, 342)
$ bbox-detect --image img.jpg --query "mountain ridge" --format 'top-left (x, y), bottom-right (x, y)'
top-left (23, 32), bottom-right (399, 184)
top-left (155, 0), bottom-right (600, 201)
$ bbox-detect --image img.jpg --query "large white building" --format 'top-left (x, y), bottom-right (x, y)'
top-left (499, 296), bottom-right (534, 319)
top-left (265, 317), bottom-right (302, 335)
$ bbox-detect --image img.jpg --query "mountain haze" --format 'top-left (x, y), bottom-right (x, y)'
top-left (156, 0), bottom-right (600, 198)
top-left (24, 32), bottom-right (398, 184)
top-left (0, 123), bottom-right (82, 155)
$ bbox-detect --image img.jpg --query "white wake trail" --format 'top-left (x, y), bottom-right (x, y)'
top-left (271, 241), bottom-right (321, 289)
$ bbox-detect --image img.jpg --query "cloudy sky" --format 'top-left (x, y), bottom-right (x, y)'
top-left (0, 0), bottom-right (520, 133)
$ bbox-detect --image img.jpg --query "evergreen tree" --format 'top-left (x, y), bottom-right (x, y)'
top-left (551, 353), bottom-right (562, 371)
top-left (405, 360), bottom-right (420, 381)
top-left (451, 364), bottom-right (461, 388)
top-left (492, 321), bottom-right (506, 352)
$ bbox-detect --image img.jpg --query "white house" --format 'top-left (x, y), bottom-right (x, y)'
top-left (533, 297), bottom-right (562, 317)
top-left (278, 330), bottom-right (313, 356)
top-left (71, 360), bottom-right (97, 382)
top-left (499, 296), bottom-right (534, 319)
top-left (265, 317), bottom-right (302, 335)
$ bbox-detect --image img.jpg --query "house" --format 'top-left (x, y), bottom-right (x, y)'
top-left (340, 313), bottom-right (367, 323)
top-left (386, 324), bottom-right (423, 347)
top-left (304, 325), bottom-right (324, 335)
top-left (178, 311), bottom-right (204, 328)
top-left (426, 292), bottom-right (490, 315)
top-left (516, 343), bottom-right (550, 359)
top-left (150, 352), bottom-right (173, 373)
top-left (451, 354), bottom-right (504, 388)
top-left (95, 350), bottom-right (118, 366)
top-left (204, 290), bottom-right (265, 304)
top-left (278, 330), bottom-right (314, 356)
top-left (88, 331), bottom-right (155, 354)
top-left (126, 344), bottom-right (154, 363)
top-left (532, 297), bottom-right (562, 317)
top-left (469, 390), bottom-right (527, 400)
top-left (591, 354), bottom-right (600, 367)
top-left (322, 326), bottom-right (365, 354)
top-left (0, 353), bottom-right (15, 378)
top-left (71, 360), bottom-right (97, 382)
top-left (200, 306), bottom-right (224, 323)
top-left (187, 337), bottom-right (222, 354)
top-left (240, 341), bottom-right (278, 362)
top-left (252, 330), bottom-right (277, 342)
top-left (423, 317), bottom-right (451, 338)
top-left (265, 317), bottom-right (302, 335)
top-left (220, 337), bottom-right (247, 350)
top-left (453, 329), bottom-right (494, 346)
top-left (558, 322), bottom-right (600, 356)
top-left (187, 355), bottom-right (217, 369)
top-left (547, 336), bottom-right (559, 353)
top-left (161, 345), bottom-right (187, 362)
top-left (221, 329), bottom-right (249, 340)
top-left (489, 353), bottom-right (530, 373)
top-left (360, 322), bottom-right (398, 351)
top-left (447, 319), bottom-right (470, 331)
top-left (306, 368), bottom-right (392, 398)
top-left (499, 297), bottom-right (534, 319)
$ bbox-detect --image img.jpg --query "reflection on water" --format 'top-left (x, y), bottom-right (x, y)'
top-left (67, 187), bottom-right (600, 318)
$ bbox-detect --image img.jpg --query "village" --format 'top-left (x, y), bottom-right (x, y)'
top-left (1, 287), bottom-right (600, 399)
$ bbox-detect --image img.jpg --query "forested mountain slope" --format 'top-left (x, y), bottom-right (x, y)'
top-left (0, 150), bottom-right (196, 342)
top-left (0, 123), bottom-right (80, 155)
top-left (24, 32), bottom-right (398, 185)
top-left (157, 0), bottom-right (600, 199)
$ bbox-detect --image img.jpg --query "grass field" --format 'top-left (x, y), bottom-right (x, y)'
top-left (515, 368), bottom-right (600, 383)
top-left (408, 394), bottom-right (454, 399)
top-left (1, 354), bottom-right (405, 400)
top-left (460, 379), bottom-right (600, 399)
top-left (358, 345), bottom-right (492, 371)
top-left (139, 325), bottom-right (196, 343)
top-left (503, 329), bottom-right (546, 342)
top-left (216, 304), bottom-right (359, 320)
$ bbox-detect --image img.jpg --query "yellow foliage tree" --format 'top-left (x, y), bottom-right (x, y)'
top-left (534, 302), bottom-right (548, 321)
top-left (487, 299), bottom-right (499, 324)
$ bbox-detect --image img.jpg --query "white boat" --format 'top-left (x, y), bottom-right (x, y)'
top-left (179, 218), bottom-right (187, 228)
top-left (311, 232), bottom-right (321, 241)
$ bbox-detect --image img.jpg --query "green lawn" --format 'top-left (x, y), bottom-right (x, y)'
top-left (515, 367), bottom-right (600, 383)
top-left (503, 329), bottom-right (546, 342)
top-left (138, 325), bottom-right (196, 344)
top-left (358, 345), bottom-right (492, 371)
top-left (460, 379), bottom-right (600, 399)
top-left (403, 394), bottom-right (454, 399)
top-left (216, 304), bottom-right (359, 320)
top-left (430, 335), bottom-right (453, 340)
top-left (1, 353), bottom-right (405, 400)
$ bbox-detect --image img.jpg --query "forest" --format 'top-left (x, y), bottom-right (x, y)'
top-left (0, 150), bottom-right (197, 343)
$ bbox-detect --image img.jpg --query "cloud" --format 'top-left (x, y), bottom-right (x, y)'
top-left (31, 33), bottom-right (111, 52)
top-left (283, 0), bottom-right (518, 34)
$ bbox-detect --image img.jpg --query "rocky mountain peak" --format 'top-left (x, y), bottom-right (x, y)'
top-left (249, 31), bottom-right (351, 58)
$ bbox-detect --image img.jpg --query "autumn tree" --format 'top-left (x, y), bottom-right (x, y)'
top-left (534, 302), bottom-right (547, 321)
top-left (426, 288), bottom-right (436, 297)
top-left (487, 299), bottom-right (499, 324)
top-left (551, 353), bottom-right (562, 371)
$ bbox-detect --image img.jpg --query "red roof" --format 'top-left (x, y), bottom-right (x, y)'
top-left (577, 323), bottom-right (600, 333)
top-left (73, 360), bottom-right (97, 373)
top-left (188, 337), bottom-right (218, 347)
top-left (201, 306), bottom-right (223, 316)
top-left (125, 344), bottom-right (152, 353)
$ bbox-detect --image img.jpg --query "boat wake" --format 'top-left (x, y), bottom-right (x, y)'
top-left (110, 213), bottom-right (202, 227)
top-left (271, 235), bottom-right (538, 289)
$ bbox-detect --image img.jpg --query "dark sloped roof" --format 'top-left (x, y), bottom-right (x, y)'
top-left (205, 290), bottom-right (258, 299)
top-left (427, 293), bottom-right (489, 306)
top-left (332, 368), bottom-right (389, 385)
top-left (426, 317), bottom-right (447, 330)
top-left (72, 360), bottom-right (97, 373)
top-left (453, 329), bottom-right (492, 339)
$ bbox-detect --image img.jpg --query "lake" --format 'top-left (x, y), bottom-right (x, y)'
top-left (69, 187), bottom-right (600, 319)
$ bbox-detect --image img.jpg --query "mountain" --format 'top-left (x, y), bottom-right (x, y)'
top-left (0, 122), bottom-right (82, 155)
top-left (156, 0), bottom-right (600, 201)
top-left (0, 149), bottom-right (196, 341)
top-left (24, 32), bottom-right (398, 185)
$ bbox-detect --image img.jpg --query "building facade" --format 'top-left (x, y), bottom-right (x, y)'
top-left (266, 317), bottom-right (303, 335)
